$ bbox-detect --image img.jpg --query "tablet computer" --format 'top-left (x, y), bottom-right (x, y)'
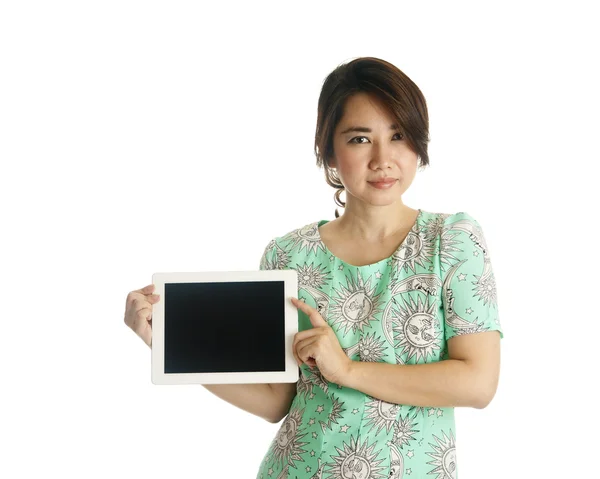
top-left (151, 270), bottom-right (299, 385)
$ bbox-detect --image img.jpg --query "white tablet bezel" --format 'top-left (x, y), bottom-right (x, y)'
top-left (151, 270), bottom-right (299, 385)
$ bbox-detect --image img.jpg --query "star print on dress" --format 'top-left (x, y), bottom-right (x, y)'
top-left (408, 405), bottom-right (429, 417)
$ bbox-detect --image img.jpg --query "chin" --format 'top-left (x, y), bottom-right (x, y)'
top-left (364, 197), bottom-right (402, 206)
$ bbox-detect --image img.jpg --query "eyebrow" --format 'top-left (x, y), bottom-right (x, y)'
top-left (339, 124), bottom-right (399, 134)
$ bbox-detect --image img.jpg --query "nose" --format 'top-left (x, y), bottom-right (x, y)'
top-left (369, 141), bottom-right (391, 170)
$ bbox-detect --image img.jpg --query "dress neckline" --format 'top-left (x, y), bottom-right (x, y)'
top-left (315, 208), bottom-right (423, 268)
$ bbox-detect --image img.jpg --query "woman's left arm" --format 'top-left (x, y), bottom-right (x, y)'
top-left (339, 330), bottom-right (501, 409)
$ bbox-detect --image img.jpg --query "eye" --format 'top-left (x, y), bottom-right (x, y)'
top-left (348, 133), bottom-right (404, 144)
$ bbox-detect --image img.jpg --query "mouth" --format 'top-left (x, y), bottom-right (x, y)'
top-left (368, 179), bottom-right (397, 185)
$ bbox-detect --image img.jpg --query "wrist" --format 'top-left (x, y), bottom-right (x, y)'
top-left (338, 358), bottom-right (355, 388)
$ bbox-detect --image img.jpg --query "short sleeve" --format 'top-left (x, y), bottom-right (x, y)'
top-left (259, 239), bottom-right (281, 270)
top-left (440, 212), bottom-right (503, 341)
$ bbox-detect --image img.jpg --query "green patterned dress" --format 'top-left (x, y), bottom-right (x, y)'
top-left (256, 209), bottom-right (503, 479)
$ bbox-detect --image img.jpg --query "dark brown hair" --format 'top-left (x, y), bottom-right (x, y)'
top-left (314, 57), bottom-right (430, 218)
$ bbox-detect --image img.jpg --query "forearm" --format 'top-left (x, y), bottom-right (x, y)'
top-left (341, 359), bottom-right (491, 409)
top-left (202, 383), bottom-right (287, 423)
top-left (148, 340), bottom-right (291, 423)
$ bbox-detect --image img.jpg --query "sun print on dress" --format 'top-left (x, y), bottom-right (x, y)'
top-left (264, 404), bottom-right (309, 476)
top-left (425, 429), bottom-right (457, 479)
top-left (325, 434), bottom-right (388, 479)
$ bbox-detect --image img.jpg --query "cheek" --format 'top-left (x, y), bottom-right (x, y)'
top-left (333, 154), bottom-right (363, 181)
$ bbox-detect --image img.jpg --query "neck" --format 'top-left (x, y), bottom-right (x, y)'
top-left (336, 199), bottom-right (417, 243)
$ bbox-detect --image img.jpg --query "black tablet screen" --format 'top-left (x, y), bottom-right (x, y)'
top-left (163, 281), bottom-right (286, 374)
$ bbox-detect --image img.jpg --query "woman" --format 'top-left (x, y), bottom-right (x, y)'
top-left (125, 57), bottom-right (503, 479)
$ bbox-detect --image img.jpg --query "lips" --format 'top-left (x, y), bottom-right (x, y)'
top-left (368, 179), bottom-right (396, 184)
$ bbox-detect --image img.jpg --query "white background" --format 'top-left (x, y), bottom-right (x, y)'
top-left (1, 1), bottom-right (598, 478)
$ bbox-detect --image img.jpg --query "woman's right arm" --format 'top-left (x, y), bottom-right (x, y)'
top-left (124, 284), bottom-right (296, 424)
top-left (203, 381), bottom-right (296, 424)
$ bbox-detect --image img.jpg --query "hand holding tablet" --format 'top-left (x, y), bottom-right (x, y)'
top-left (124, 284), bottom-right (160, 348)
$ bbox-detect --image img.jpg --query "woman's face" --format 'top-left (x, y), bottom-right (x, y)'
top-left (330, 92), bottom-right (419, 208)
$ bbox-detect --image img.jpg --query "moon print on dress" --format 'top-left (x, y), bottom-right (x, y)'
top-left (301, 281), bottom-right (333, 327)
top-left (442, 260), bottom-right (487, 333)
top-left (425, 430), bottom-right (457, 479)
top-left (328, 269), bottom-right (385, 337)
top-left (448, 220), bottom-right (496, 307)
top-left (324, 435), bottom-right (388, 479)
top-left (441, 217), bottom-right (498, 336)
top-left (267, 405), bottom-right (309, 473)
top-left (389, 220), bottom-right (432, 275)
top-left (309, 457), bottom-right (326, 479)
top-left (390, 273), bottom-right (441, 296)
top-left (388, 444), bottom-right (405, 479)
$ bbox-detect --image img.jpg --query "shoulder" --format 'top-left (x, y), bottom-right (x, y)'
top-left (442, 211), bottom-right (481, 227)
top-left (417, 209), bottom-right (481, 235)
top-left (259, 220), bottom-right (323, 267)
top-left (419, 210), bottom-right (483, 235)
top-left (417, 210), bottom-right (489, 257)
top-left (272, 219), bottom-right (326, 250)
top-left (441, 211), bottom-right (487, 246)
top-left (420, 209), bottom-right (479, 225)
top-left (437, 211), bottom-right (491, 264)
